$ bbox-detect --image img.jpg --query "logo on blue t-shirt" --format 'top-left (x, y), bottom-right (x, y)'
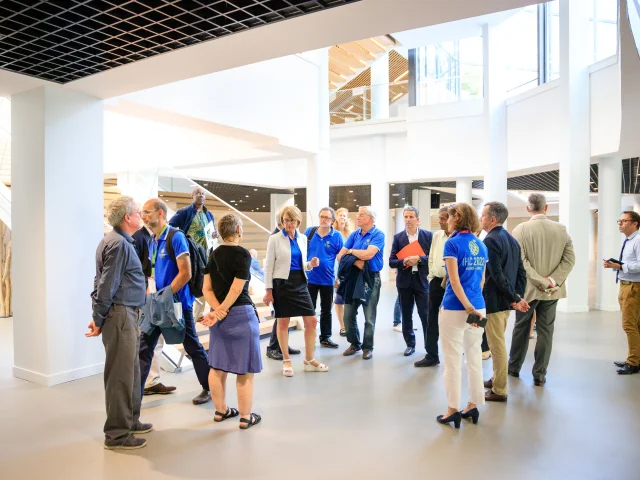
top-left (469, 240), bottom-right (479, 256)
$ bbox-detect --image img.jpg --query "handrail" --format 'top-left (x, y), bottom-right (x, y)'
top-left (169, 170), bottom-right (271, 235)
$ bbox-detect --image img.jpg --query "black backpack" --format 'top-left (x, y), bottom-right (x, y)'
top-left (307, 226), bottom-right (318, 248)
top-left (165, 228), bottom-right (207, 298)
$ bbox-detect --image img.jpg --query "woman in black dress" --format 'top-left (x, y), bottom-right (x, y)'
top-left (202, 214), bottom-right (262, 430)
top-left (263, 206), bottom-right (329, 377)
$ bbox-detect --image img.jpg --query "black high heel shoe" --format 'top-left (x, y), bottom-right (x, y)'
top-left (436, 411), bottom-right (461, 428)
top-left (460, 408), bottom-right (480, 425)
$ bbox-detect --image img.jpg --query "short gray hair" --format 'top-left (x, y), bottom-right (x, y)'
top-left (319, 206), bottom-right (336, 221)
top-left (528, 193), bottom-right (547, 213)
top-left (218, 214), bottom-right (242, 239)
top-left (192, 186), bottom-right (206, 197)
top-left (360, 205), bottom-right (376, 221)
top-left (107, 196), bottom-right (136, 227)
top-left (146, 198), bottom-right (167, 217)
top-left (484, 201), bottom-right (509, 225)
top-left (403, 206), bottom-right (419, 218)
top-left (438, 206), bottom-right (449, 214)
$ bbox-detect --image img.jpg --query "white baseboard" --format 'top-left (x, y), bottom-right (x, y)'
top-left (13, 362), bottom-right (104, 387)
top-left (595, 303), bottom-right (620, 312)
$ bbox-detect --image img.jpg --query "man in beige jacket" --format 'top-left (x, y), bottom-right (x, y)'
top-left (508, 193), bottom-right (576, 386)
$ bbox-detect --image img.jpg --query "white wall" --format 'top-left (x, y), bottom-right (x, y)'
top-left (407, 100), bottom-right (485, 178)
top-left (121, 54), bottom-right (320, 154)
top-left (506, 82), bottom-right (564, 171)
top-left (590, 60), bottom-right (621, 156)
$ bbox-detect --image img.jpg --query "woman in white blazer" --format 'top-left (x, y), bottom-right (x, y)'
top-left (263, 206), bottom-right (329, 377)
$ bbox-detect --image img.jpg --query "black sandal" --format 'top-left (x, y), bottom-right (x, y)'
top-left (213, 407), bottom-right (239, 422)
top-left (239, 413), bottom-right (262, 430)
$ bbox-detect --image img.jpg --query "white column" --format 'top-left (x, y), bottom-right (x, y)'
top-left (270, 193), bottom-right (294, 231)
top-left (596, 157), bottom-right (622, 311)
top-left (371, 135), bottom-right (389, 282)
top-left (306, 48), bottom-right (331, 226)
top-left (12, 86), bottom-right (104, 386)
top-left (412, 188), bottom-right (432, 230)
top-left (482, 23), bottom-right (508, 206)
top-left (394, 208), bottom-right (405, 233)
top-left (456, 177), bottom-right (473, 204)
top-left (117, 170), bottom-right (159, 205)
top-left (558, 0), bottom-right (590, 312)
top-left (371, 51), bottom-right (390, 120)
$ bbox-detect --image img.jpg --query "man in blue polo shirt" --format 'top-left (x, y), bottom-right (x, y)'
top-left (139, 198), bottom-right (211, 405)
top-left (304, 207), bottom-right (345, 349)
top-left (337, 206), bottom-right (385, 360)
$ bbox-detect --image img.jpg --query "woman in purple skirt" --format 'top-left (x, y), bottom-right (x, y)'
top-left (202, 214), bottom-right (262, 430)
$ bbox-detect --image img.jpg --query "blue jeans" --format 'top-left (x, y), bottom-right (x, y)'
top-left (139, 308), bottom-right (210, 398)
top-left (393, 296), bottom-right (401, 326)
top-left (344, 273), bottom-right (382, 351)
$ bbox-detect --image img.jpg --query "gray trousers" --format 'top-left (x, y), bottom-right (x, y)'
top-left (101, 305), bottom-right (142, 441)
top-left (508, 299), bottom-right (558, 381)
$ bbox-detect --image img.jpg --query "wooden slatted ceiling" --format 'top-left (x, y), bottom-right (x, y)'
top-left (328, 35), bottom-right (394, 89)
top-left (330, 49), bottom-right (408, 125)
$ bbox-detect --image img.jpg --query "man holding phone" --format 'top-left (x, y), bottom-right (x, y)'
top-left (604, 211), bottom-right (640, 375)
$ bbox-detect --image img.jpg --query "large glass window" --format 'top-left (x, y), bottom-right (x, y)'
top-left (415, 36), bottom-right (483, 106)
top-left (546, 0), bottom-right (560, 80)
top-left (589, 0), bottom-right (618, 63)
top-left (501, 5), bottom-right (540, 95)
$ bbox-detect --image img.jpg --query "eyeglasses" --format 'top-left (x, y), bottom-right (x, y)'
top-left (618, 219), bottom-right (633, 224)
top-left (142, 209), bottom-right (156, 215)
top-left (319, 215), bottom-right (333, 220)
top-left (282, 218), bottom-right (297, 224)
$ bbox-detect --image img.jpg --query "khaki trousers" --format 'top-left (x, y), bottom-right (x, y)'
top-left (485, 310), bottom-right (511, 396)
top-left (618, 282), bottom-right (640, 366)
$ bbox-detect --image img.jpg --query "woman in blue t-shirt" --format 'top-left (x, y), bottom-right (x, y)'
top-left (437, 203), bottom-right (489, 429)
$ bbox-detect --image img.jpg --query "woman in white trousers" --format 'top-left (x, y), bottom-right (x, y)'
top-left (437, 203), bottom-right (489, 428)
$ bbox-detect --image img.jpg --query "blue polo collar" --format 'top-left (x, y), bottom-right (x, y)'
top-left (282, 229), bottom-right (298, 239)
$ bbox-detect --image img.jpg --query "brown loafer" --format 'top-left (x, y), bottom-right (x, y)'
top-left (143, 383), bottom-right (177, 396)
top-left (343, 345), bottom-right (362, 356)
top-left (362, 350), bottom-right (373, 360)
top-left (483, 379), bottom-right (493, 389)
top-left (485, 390), bottom-right (507, 402)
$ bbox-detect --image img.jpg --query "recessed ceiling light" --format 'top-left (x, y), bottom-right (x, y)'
top-left (395, 203), bottom-right (398, 206)
top-left (349, 190), bottom-right (353, 193)
top-left (252, 210), bottom-right (254, 212)
top-left (392, 193), bottom-right (399, 196)
top-left (263, 205), bottom-right (266, 207)
top-left (390, 183), bottom-right (395, 186)
top-left (402, 197), bottom-right (405, 200)
top-left (256, 207), bottom-right (260, 210)
top-left (254, 188), bottom-right (258, 191)
top-left (294, 193), bottom-right (298, 195)
top-left (245, 195), bottom-right (249, 197)
top-left (239, 200), bottom-right (243, 203)
top-left (159, 194), bottom-right (164, 197)
top-left (335, 203), bottom-right (338, 205)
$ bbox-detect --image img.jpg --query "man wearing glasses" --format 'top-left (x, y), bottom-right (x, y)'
top-left (508, 193), bottom-right (575, 387)
top-left (337, 206), bottom-right (385, 360)
top-left (604, 211), bottom-right (640, 375)
top-left (304, 207), bottom-right (344, 348)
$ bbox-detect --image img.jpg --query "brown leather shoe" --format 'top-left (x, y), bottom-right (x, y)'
top-left (343, 345), bottom-right (362, 356)
top-left (485, 390), bottom-right (507, 402)
top-left (362, 350), bottom-right (373, 360)
top-left (143, 383), bottom-right (177, 396)
top-left (483, 379), bottom-right (493, 389)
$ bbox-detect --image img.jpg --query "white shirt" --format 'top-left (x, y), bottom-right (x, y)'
top-left (406, 230), bottom-right (419, 272)
top-left (428, 230), bottom-right (450, 281)
top-left (619, 230), bottom-right (640, 282)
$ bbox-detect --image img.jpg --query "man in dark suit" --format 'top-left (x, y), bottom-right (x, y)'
top-left (480, 202), bottom-right (529, 402)
top-left (389, 206), bottom-right (433, 356)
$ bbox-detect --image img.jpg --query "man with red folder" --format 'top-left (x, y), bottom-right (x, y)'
top-left (389, 206), bottom-right (433, 356)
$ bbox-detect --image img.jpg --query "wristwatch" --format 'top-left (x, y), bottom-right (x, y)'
top-left (348, 249), bottom-right (353, 255)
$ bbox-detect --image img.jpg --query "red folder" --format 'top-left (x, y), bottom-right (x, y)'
top-left (396, 241), bottom-right (426, 269)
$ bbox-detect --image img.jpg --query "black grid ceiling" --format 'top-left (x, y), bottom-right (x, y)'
top-left (0, 0), bottom-right (360, 84)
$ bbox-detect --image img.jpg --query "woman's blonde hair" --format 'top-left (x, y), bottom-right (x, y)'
top-left (280, 205), bottom-right (302, 228)
top-left (333, 207), bottom-right (353, 237)
top-left (447, 203), bottom-right (480, 233)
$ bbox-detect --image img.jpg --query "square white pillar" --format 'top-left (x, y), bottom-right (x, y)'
top-left (371, 135), bottom-right (389, 282)
top-left (270, 193), bottom-right (294, 231)
top-left (12, 86), bottom-right (105, 386)
top-left (371, 51), bottom-right (390, 120)
top-left (456, 177), bottom-right (473, 204)
top-left (412, 188), bottom-right (431, 231)
top-left (558, 0), bottom-right (591, 312)
top-left (596, 157), bottom-right (622, 311)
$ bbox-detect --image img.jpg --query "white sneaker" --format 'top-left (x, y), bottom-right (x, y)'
top-left (392, 325), bottom-right (402, 332)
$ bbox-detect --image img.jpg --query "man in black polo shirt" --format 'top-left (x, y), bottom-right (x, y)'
top-left (88, 196), bottom-right (151, 451)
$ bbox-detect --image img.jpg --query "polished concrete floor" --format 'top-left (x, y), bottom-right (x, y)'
top-left (1, 283), bottom-right (639, 480)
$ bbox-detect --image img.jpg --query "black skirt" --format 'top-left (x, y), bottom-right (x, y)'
top-left (272, 270), bottom-right (316, 318)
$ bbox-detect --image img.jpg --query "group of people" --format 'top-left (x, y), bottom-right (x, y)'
top-left (89, 184), bottom-right (640, 449)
